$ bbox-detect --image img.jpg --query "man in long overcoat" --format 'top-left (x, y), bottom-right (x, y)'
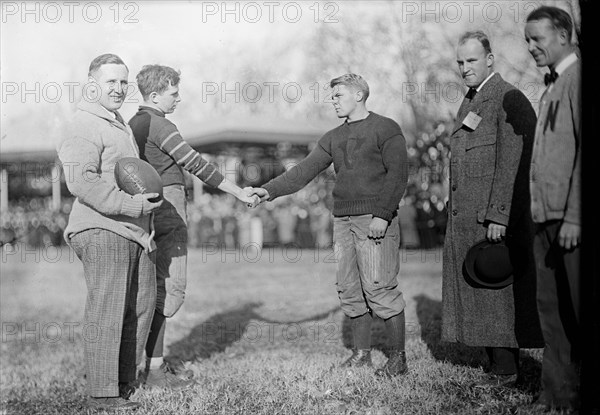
top-left (442, 31), bottom-right (544, 386)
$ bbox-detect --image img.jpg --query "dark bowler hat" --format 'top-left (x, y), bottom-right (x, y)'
top-left (464, 239), bottom-right (514, 289)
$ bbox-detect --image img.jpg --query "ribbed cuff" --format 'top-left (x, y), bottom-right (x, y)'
top-left (262, 182), bottom-right (278, 201)
top-left (372, 207), bottom-right (394, 222)
top-left (121, 195), bottom-right (143, 218)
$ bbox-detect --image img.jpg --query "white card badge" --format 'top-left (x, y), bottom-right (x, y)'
top-left (462, 111), bottom-right (482, 130)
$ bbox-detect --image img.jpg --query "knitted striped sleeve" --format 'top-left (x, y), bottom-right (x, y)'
top-left (156, 124), bottom-right (224, 188)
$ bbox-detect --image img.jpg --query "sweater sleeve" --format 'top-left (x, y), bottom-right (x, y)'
top-left (262, 141), bottom-right (333, 201)
top-left (156, 124), bottom-right (225, 188)
top-left (373, 132), bottom-right (408, 221)
top-left (564, 73), bottom-right (581, 225)
top-left (58, 135), bottom-right (143, 218)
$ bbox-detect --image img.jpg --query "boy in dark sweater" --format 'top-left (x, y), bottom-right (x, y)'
top-left (129, 65), bottom-right (258, 389)
top-left (250, 74), bottom-right (409, 376)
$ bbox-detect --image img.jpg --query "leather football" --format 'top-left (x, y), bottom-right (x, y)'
top-left (114, 157), bottom-right (163, 202)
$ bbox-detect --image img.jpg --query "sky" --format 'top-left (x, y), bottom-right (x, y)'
top-left (0, 0), bottom-right (580, 152)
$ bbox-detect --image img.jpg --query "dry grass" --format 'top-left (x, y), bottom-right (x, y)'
top-left (0, 245), bottom-right (567, 414)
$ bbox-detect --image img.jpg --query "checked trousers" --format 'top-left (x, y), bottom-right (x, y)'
top-left (70, 229), bottom-right (156, 397)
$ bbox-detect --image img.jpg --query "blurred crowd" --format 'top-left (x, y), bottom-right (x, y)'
top-left (1, 124), bottom-right (451, 249)
top-left (0, 197), bottom-right (70, 247)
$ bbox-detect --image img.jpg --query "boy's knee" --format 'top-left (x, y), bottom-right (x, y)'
top-left (364, 286), bottom-right (405, 319)
top-left (161, 293), bottom-right (185, 318)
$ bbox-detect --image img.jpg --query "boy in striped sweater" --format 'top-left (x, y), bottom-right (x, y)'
top-left (129, 65), bottom-right (258, 389)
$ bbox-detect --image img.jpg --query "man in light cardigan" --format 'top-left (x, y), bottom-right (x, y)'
top-left (525, 6), bottom-right (581, 412)
top-left (58, 53), bottom-right (162, 412)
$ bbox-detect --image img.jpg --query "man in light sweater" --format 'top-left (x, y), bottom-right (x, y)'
top-left (58, 54), bottom-right (162, 411)
top-left (129, 65), bottom-right (259, 389)
top-left (249, 74), bottom-right (409, 377)
top-left (525, 6), bottom-right (581, 412)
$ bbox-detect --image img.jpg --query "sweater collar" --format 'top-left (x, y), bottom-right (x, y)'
top-left (77, 99), bottom-right (127, 129)
top-left (345, 111), bottom-right (372, 125)
top-left (138, 105), bottom-right (166, 117)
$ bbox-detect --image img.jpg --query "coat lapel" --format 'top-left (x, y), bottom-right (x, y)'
top-left (452, 73), bottom-right (501, 135)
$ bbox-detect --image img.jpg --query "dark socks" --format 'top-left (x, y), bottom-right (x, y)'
top-left (351, 312), bottom-right (373, 350)
top-left (485, 347), bottom-right (519, 375)
top-left (145, 311), bottom-right (166, 358)
top-left (384, 311), bottom-right (406, 352)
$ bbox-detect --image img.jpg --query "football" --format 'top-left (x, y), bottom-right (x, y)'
top-left (114, 157), bottom-right (163, 202)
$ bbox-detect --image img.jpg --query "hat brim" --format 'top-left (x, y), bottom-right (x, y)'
top-left (463, 239), bottom-right (514, 289)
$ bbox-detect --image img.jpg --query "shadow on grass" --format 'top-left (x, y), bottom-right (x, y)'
top-left (414, 294), bottom-right (487, 368)
top-left (166, 302), bottom-right (339, 363)
top-left (414, 294), bottom-right (542, 392)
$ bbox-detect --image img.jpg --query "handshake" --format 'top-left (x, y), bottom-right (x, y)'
top-left (241, 187), bottom-right (270, 208)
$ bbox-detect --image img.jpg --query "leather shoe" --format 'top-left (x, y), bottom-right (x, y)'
top-left (340, 349), bottom-right (372, 368)
top-left (119, 382), bottom-right (136, 399)
top-left (144, 362), bottom-right (195, 390)
top-left (87, 396), bottom-right (141, 412)
top-left (164, 360), bottom-right (194, 380)
top-left (375, 350), bottom-right (408, 377)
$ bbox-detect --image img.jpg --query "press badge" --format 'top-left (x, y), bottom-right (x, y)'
top-left (463, 111), bottom-right (482, 130)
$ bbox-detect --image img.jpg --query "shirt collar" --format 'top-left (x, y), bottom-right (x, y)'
top-left (476, 72), bottom-right (496, 92)
top-left (554, 52), bottom-right (578, 76)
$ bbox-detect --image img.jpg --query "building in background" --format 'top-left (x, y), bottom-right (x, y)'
top-left (0, 120), bottom-right (449, 250)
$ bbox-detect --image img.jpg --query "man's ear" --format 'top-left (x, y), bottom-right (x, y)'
top-left (85, 76), bottom-right (100, 100)
top-left (558, 28), bottom-right (570, 45)
top-left (355, 89), bottom-right (364, 102)
top-left (149, 91), bottom-right (159, 104)
top-left (486, 53), bottom-right (495, 68)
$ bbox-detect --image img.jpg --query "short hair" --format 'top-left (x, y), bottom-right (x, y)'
top-left (330, 73), bottom-right (370, 102)
top-left (136, 65), bottom-right (181, 99)
top-left (88, 53), bottom-right (128, 77)
top-left (526, 6), bottom-right (573, 42)
top-left (458, 31), bottom-right (492, 55)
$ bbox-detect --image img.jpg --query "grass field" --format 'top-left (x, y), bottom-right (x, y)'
top-left (0, 245), bottom-right (566, 414)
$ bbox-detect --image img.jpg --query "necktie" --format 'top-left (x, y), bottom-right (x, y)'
top-left (544, 70), bottom-right (558, 86)
top-left (465, 88), bottom-right (477, 100)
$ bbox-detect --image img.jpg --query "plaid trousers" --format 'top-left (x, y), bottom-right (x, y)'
top-left (70, 229), bottom-right (156, 397)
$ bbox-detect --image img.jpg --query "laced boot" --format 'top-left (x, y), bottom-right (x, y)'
top-left (375, 350), bottom-right (408, 377)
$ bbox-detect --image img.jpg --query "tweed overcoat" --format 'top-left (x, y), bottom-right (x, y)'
top-left (442, 73), bottom-right (544, 348)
